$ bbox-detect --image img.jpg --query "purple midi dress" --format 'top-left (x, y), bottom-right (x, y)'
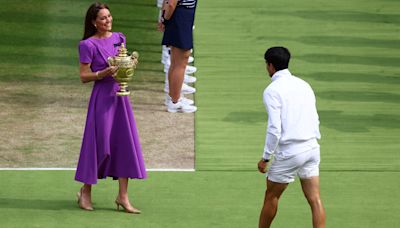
top-left (75, 32), bottom-right (147, 184)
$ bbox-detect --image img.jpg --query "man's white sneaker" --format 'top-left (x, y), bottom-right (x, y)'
top-left (184, 74), bottom-right (196, 84)
top-left (167, 100), bottom-right (197, 113)
top-left (165, 95), bottom-right (194, 106)
top-left (164, 83), bottom-right (196, 94)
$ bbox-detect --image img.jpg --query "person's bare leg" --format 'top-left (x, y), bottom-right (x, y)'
top-left (78, 184), bottom-right (93, 210)
top-left (259, 179), bottom-right (288, 228)
top-left (300, 177), bottom-right (325, 228)
top-left (168, 46), bottom-right (190, 102)
top-left (116, 178), bottom-right (140, 213)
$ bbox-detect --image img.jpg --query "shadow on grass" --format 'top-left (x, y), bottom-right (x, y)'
top-left (298, 54), bottom-right (400, 67)
top-left (252, 9), bottom-right (400, 25)
top-left (297, 36), bottom-right (400, 49)
top-left (0, 198), bottom-right (76, 211)
top-left (0, 198), bottom-right (119, 212)
top-left (222, 111), bottom-right (267, 124)
top-left (305, 72), bottom-right (400, 84)
top-left (112, 0), bottom-right (155, 7)
top-left (114, 20), bottom-right (157, 31)
top-left (256, 35), bottom-right (400, 50)
top-left (317, 91), bottom-right (400, 103)
top-left (0, 11), bottom-right (82, 25)
top-left (319, 110), bottom-right (400, 132)
top-left (0, 90), bottom-right (87, 108)
top-left (0, 34), bottom-right (78, 49)
top-left (292, 10), bottom-right (400, 25)
top-left (0, 53), bottom-right (77, 67)
top-left (222, 110), bottom-right (400, 133)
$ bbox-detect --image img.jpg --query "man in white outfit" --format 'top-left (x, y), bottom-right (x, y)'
top-left (257, 47), bottom-right (326, 228)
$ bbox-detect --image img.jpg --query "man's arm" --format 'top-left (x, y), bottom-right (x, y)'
top-left (258, 89), bottom-right (281, 173)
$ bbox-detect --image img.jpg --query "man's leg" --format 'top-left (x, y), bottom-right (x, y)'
top-left (300, 177), bottom-right (325, 228)
top-left (259, 179), bottom-right (288, 228)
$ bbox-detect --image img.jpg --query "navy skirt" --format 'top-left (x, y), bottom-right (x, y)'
top-left (162, 6), bottom-right (196, 50)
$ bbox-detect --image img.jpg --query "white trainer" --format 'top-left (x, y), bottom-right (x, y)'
top-left (185, 65), bottom-right (197, 74)
top-left (157, 0), bottom-right (163, 8)
top-left (184, 74), bottom-right (196, 84)
top-left (167, 99), bottom-right (197, 113)
top-left (161, 46), bottom-right (170, 64)
top-left (164, 83), bottom-right (196, 94)
top-left (164, 64), bottom-right (197, 74)
top-left (162, 56), bottom-right (193, 65)
top-left (161, 56), bottom-right (170, 65)
top-left (164, 63), bottom-right (170, 73)
top-left (181, 83), bottom-right (196, 94)
top-left (165, 95), bottom-right (194, 106)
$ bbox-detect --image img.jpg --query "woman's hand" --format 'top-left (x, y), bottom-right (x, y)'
top-left (102, 66), bottom-right (119, 77)
top-left (79, 63), bottom-right (119, 82)
top-left (157, 21), bottom-right (165, 32)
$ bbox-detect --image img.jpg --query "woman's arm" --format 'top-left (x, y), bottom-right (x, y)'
top-left (163, 0), bottom-right (178, 20)
top-left (79, 63), bottom-right (118, 83)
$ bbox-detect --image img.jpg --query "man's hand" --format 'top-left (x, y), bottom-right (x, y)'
top-left (257, 159), bottom-right (268, 173)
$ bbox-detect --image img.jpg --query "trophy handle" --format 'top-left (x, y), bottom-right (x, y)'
top-left (130, 51), bottom-right (139, 68)
top-left (131, 51), bottom-right (139, 59)
top-left (125, 68), bottom-right (134, 77)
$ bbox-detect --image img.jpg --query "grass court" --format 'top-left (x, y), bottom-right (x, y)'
top-left (1, 0), bottom-right (399, 227)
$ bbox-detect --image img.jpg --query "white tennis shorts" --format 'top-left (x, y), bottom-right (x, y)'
top-left (267, 147), bottom-right (320, 183)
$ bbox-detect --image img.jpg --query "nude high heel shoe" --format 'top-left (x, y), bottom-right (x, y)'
top-left (76, 188), bottom-right (94, 211)
top-left (115, 198), bottom-right (141, 214)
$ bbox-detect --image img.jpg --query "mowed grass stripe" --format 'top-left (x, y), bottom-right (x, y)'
top-left (1, 171), bottom-right (399, 228)
top-left (194, 0), bottom-right (400, 171)
top-left (0, 0), bottom-right (164, 167)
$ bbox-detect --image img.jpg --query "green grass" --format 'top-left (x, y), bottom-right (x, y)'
top-left (1, 171), bottom-right (399, 228)
top-left (1, 0), bottom-right (400, 227)
top-left (0, 0), bottom-right (164, 167)
top-left (194, 0), bottom-right (400, 172)
top-left (0, 0), bottom-right (162, 83)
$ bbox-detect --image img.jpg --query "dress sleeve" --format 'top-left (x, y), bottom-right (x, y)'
top-left (78, 40), bottom-right (95, 64)
top-left (118, 32), bottom-right (127, 46)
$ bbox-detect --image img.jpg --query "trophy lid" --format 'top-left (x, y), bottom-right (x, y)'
top-left (118, 43), bottom-right (128, 57)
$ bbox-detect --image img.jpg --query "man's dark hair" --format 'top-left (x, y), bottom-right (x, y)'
top-left (264, 47), bottom-right (291, 71)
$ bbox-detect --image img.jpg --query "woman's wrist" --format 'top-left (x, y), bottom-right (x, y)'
top-left (95, 71), bottom-right (102, 80)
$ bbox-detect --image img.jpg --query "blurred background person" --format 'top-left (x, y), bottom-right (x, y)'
top-left (160, 0), bottom-right (198, 113)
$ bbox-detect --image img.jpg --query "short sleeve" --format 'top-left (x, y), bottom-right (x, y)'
top-left (78, 40), bottom-right (95, 64)
top-left (118, 32), bottom-right (127, 46)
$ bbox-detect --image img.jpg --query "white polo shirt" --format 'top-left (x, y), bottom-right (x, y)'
top-left (262, 69), bottom-right (321, 160)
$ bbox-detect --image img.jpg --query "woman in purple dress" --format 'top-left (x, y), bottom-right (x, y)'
top-left (75, 2), bottom-right (147, 213)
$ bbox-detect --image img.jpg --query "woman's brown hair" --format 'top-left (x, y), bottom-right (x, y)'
top-left (82, 2), bottom-right (109, 40)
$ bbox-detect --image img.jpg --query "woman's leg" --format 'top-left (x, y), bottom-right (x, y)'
top-left (117, 177), bottom-right (130, 202)
top-left (168, 46), bottom-right (191, 102)
top-left (78, 184), bottom-right (93, 210)
top-left (116, 178), bottom-right (140, 213)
